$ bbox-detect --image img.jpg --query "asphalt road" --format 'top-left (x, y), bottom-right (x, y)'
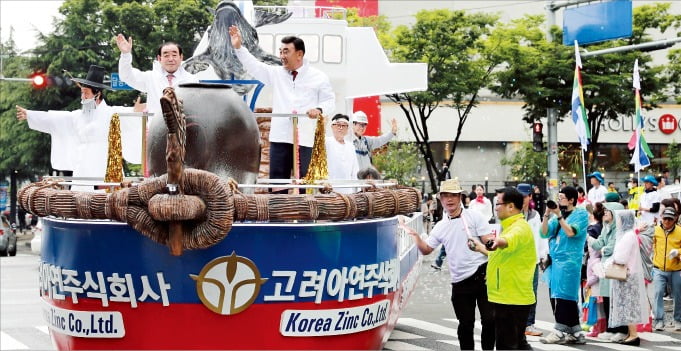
top-left (3, 233), bottom-right (681, 351)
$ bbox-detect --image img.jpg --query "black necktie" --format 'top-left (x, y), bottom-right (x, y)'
top-left (291, 70), bottom-right (298, 81)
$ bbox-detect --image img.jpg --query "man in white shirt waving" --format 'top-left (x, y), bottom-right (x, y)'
top-left (229, 25), bottom-right (335, 187)
top-left (116, 34), bottom-right (198, 118)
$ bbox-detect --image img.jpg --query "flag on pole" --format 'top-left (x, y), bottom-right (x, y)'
top-left (628, 59), bottom-right (653, 172)
top-left (571, 41), bottom-right (591, 151)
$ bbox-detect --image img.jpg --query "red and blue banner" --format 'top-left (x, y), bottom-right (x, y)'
top-left (39, 216), bottom-right (421, 350)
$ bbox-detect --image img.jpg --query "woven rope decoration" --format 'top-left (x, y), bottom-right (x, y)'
top-left (18, 177), bottom-right (421, 250)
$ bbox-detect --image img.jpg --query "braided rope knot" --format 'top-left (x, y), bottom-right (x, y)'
top-left (18, 169), bottom-right (234, 251)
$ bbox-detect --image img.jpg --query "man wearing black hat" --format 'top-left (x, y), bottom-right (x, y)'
top-left (15, 65), bottom-right (142, 186)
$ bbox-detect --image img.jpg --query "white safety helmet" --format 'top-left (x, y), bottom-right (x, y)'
top-left (352, 111), bottom-right (369, 124)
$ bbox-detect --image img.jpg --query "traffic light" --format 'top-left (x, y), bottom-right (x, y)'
top-left (532, 122), bottom-right (544, 152)
top-left (31, 73), bottom-right (48, 89)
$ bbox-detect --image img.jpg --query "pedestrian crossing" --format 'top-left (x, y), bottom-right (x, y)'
top-left (386, 317), bottom-right (681, 351)
top-left (3, 319), bottom-right (681, 350)
top-left (1, 327), bottom-right (51, 351)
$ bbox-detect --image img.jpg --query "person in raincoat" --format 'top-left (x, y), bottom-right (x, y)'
top-left (539, 186), bottom-right (589, 345)
top-left (588, 200), bottom-right (628, 342)
top-left (605, 210), bottom-right (649, 346)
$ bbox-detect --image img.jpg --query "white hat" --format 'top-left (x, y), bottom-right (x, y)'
top-left (352, 111), bottom-right (368, 124)
top-left (438, 179), bottom-right (465, 195)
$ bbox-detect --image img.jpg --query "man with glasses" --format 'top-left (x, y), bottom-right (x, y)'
top-left (471, 187), bottom-right (537, 349)
top-left (352, 111), bottom-right (398, 170)
top-left (326, 114), bottom-right (359, 193)
top-left (652, 207), bottom-right (681, 330)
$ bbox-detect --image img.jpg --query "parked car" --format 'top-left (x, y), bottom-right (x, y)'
top-left (0, 214), bottom-right (17, 256)
top-left (31, 218), bottom-right (43, 255)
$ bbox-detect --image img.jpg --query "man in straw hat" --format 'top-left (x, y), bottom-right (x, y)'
top-left (16, 65), bottom-right (143, 185)
top-left (404, 178), bottom-right (496, 350)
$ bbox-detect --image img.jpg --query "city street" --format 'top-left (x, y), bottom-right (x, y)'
top-left (3, 235), bottom-right (681, 350)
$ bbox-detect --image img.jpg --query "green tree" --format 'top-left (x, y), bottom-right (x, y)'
top-left (372, 141), bottom-right (421, 186)
top-left (0, 35), bottom-right (51, 180)
top-left (665, 141), bottom-right (681, 179)
top-left (665, 48), bottom-right (681, 104)
top-left (385, 9), bottom-right (499, 193)
top-left (500, 142), bottom-right (548, 184)
top-left (490, 4), bottom-right (681, 171)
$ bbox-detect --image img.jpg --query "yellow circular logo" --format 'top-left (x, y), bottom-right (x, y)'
top-left (190, 251), bottom-right (268, 315)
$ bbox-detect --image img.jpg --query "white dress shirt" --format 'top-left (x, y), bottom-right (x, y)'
top-left (118, 53), bottom-right (198, 120)
top-left (235, 47), bottom-right (335, 147)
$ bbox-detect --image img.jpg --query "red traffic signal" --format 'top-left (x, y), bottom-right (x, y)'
top-left (31, 73), bottom-right (48, 89)
top-left (532, 122), bottom-right (544, 152)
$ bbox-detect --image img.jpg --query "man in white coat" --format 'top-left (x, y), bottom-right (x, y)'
top-left (16, 65), bottom-right (142, 188)
top-left (116, 34), bottom-right (198, 119)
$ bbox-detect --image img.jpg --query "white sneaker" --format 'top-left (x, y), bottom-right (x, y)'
top-left (567, 332), bottom-right (586, 344)
top-left (654, 320), bottom-right (665, 331)
top-left (675, 321), bottom-right (681, 331)
top-left (597, 332), bottom-right (614, 341)
top-left (610, 333), bottom-right (628, 342)
top-left (540, 331), bottom-right (566, 344)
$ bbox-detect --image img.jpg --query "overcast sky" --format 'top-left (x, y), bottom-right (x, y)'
top-left (1, 0), bottom-right (64, 53)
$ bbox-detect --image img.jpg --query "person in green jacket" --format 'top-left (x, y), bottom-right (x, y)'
top-left (471, 187), bottom-right (536, 349)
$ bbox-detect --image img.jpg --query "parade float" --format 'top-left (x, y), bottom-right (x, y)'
top-left (20, 2), bottom-right (428, 350)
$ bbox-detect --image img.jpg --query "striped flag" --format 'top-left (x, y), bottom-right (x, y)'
top-left (571, 41), bottom-right (590, 151)
top-left (628, 59), bottom-right (653, 172)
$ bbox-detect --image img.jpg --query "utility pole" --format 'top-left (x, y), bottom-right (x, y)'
top-left (545, 1), bottom-right (559, 201)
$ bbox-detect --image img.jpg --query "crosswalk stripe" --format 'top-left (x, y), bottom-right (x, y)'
top-left (383, 340), bottom-right (430, 350)
top-left (395, 317), bottom-right (681, 350)
top-left (528, 342), bottom-right (579, 350)
top-left (638, 331), bottom-right (680, 342)
top-left (389, 330), bottom-right (424, 340)
top-left (533, 319), bottom-right (558, 331)
top-left (0, 331), bottom-right (29, 350)
top-left (590, 342), bottom-right (648, 350)
top-left (437, 339), bottom-right (482, 349)
top-left (397, 318), bottom-right (457, 337)
top-left (35, 326), bottom-right (49, 335)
